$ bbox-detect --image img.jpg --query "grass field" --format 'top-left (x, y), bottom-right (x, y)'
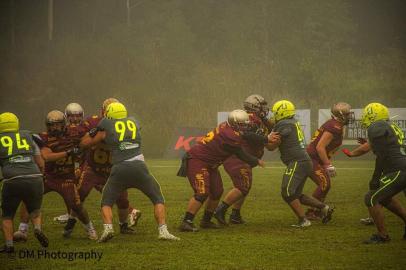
top-left (1, 159), bottom-right (406, 270)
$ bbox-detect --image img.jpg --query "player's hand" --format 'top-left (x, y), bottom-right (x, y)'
top-left (341, 148), bottom-right (352, 157)
top-left (89, 127), bottom-right (99, 138)
top-left (357, 137), bottom-right (367, 145)
top-left (257, 159), bottom-right (266, 168)
top-left (323, 164), bottom-right (337, 177)
top-left (268, 132), bottom-right (281, 144)
top-left (66, 147), bottom-right (82, 156)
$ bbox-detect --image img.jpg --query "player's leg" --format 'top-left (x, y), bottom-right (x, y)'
top-left (115, 191), bottom-right (136, 234)
top-left (0, 180), bottom-right (21, 253)
top-left (307, 160), bottom-right (330, 219)
top-left (216, 166), bottom-right (251, 225)
top-left (364, 170), bottom-right (406, 243)
top-left (13, 203), bottom-right (30, 242)
top-left (130, 160), bottom-right (179, 240)
top-left (180, 159), bottom-right (210, 232)
top-left (22, 177), bottom-right (48, 248)
top-left (230, 197), bottom-right (246, 224)
top-left (202, 168), bottom-right (224, 228)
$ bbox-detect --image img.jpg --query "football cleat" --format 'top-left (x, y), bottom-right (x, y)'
top-left (0, 245), bottom-right (15, 254)
top-left (291, 218), bottom-right (312, 228)
top-left (128, 209), bottom-right (142, 227)
top-left (200, 220), bottom-right (221, 229)
top-left (158, 225), bottom-right (180, 241)
top-left (53, 213), bottom-right (69, 224)
top-left (360, 217), bottom-right (374, 226)
top-left (214, 210), bottom-right (228, 226)
top-left (13, 230), bottom-right (28, 242)
top-left (321, 205), bottom-right (335, 224)
top-left (97, 228), bottom-right (114, 243)
top-left (363, 234), bottom-right (390, 244)
top-left (34, 229), bottom-right (49, 248)
top-left (120, 223), bottom-right (136, 234)
top-left (229, 214), bottom-right (245, 225)
top-left (87, 228), bottom-right (98, 240)
top-left (62, 218), bottom-right (77, 238)
top-left (179, 220), bottom-right (199, 232)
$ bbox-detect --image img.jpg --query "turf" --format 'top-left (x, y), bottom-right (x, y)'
top-left (1, 160), bottom-right (406, 269)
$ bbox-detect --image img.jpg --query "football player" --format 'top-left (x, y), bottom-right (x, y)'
top-left (266, 100), bottom-right (334, 228)
top-left (80, 102), bottom-right (179, 242)
top-left (360, 103), bottom-right (406, 244)
top-left (76, 98), bottom-right (141, 235)
top-left (178, 109), bottom-right (268, 232)
top-left (53, 102), bottom-right (87, 224)
top-left (0, 112), bottom-right (48, 253)
top-left (305, 102), bottom-right (354, 219)
top-left (15, 110), bottom-right (97, 240)
top-left (215, 95), bottom-right (274, 225)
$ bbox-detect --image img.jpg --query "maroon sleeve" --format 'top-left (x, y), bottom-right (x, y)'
top-left (219, 124), bottom-right (243, 147)
top-left (84, 115), bottom-right (101, 129)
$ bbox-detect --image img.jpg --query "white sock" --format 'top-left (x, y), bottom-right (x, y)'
top-left (85, 221), bottom-right (94, 230)
top-left (158, 224), bottom-right (167, 231)
top-left (103, 224), bottom-right (113, 230)
top-left (19, 223), bottom-right (29, 232)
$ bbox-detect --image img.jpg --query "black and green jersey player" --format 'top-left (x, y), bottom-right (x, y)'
top-left (361, 102), bottom-right (406, 244)
top-left (266, 100), bottom-right (334, 228)
top-left (80, 102), bottom-right (179, 242)
top-left (0, 112), bottom-right (48, 253)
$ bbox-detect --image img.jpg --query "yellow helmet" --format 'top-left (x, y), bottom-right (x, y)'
top-left (106, 102), bottom-right (127, 119)
top-left (271, 100), bottom-right (295, 121)
top-left (361, 102), bottom-right (389, 128)
top-left (102, 98), bottom-right (119, 115)
top-left (0, 112), bottom-right (19, 133)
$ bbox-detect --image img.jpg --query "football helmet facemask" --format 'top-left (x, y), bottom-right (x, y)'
top-left (46, 110), bottom-right (66, 137)
top-left (65, 102), bottom-right (84, 125)
top-left (243, 94), bottom-right (269, 118)
top-left (331, 102), bottom-right (354, 125)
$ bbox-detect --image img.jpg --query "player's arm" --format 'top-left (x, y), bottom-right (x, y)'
top-left (33, 142), bottom-right (45, 173)
top-left (80, 129), bottom-right (106, 148)
top-left (265, 131), bottom-right (281, 151)
top-left (342, 142), bottom-right (370, 157)
top-left (223, 144), bottom-right (265, 168)
top-left (40, 146), bottom-right (70, 162)
top-left (315, 131), bottom-right (334, 165)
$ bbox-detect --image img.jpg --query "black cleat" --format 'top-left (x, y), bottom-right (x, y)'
top-left (34, 229), bottom-right (49, 248)
top-left (63, 218), bottom-right (77, 238)
top-left (120, 223), bottom-right (136, 234)
top-left (179, 220), bottom-right (199, 232)
top-left (0, 245), bottom-right (15, 254)
top-left (363, 234), bottom-right (390, 244)
top-left (229, 214), bottom-right (245, 225)
top-left (200, 220), bottom-right (220, 229)
top-left (214, 210), bottom-right (228, 226)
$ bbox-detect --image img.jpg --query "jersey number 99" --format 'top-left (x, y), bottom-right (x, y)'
top-left (115, 120), bottom-right (137, 142)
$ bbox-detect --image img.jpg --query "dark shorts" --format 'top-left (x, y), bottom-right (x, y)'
top-left (223, 156), bottom-right (252, 195)
top-left (186, 158), bottom-right (224, 200)
top-left (281, 160), bottom-right (312, 202)
top-left (101, 160), bottom-right (164, 207)
top-left (44, 176), bottom-right (81, 211)
top-left (365, 170), bottom-right (406, 207)
top-left (1, 176), bottom-right (44, 219)
top-left (78, 163), bottom-right (129, 209)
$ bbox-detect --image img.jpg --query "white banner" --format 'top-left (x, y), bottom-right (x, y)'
top-left (217, 110), bottom-right (312, 143)
top-left (318, 108), bottom-right (406, 144)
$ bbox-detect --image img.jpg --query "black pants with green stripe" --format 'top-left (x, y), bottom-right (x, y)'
top-left (281, 160), bottom-right (312, 203)
top-left (101, 160), bottom-right (165, 207)
top-left (365, 170), bottom-right (406, 207)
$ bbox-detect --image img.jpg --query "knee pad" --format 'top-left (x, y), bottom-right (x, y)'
top-left (194, 194), bottom-right (208, 203)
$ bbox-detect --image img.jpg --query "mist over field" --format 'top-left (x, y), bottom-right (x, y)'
top-left (1, 0), bottom-right (405, 157)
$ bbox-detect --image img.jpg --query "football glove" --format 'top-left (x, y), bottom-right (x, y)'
top-left (323, 164), bottom-right (337, 177)
top-left (342, 148), bottom-right (352, 157)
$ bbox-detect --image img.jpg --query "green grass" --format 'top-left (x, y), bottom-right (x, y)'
top-left (2, 160), bottom-right (406, 269)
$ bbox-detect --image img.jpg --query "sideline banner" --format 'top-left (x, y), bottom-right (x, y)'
top-left (318, 108), bottom-right (406, 144)
top-left (164, 127), bottom-right (209, 158)
top-left (217, 110), bottom-right (312, 143)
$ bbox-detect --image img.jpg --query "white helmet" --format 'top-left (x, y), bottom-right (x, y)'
top-left (65, 103), bottom-right (84, 124)
top-left (243, 94), bottom-right (269, 118)
top-left (227, 109), bottom-right (251, 132)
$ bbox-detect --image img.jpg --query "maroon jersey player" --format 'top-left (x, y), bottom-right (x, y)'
top-left (178, 109), bottom-right (268, 232)
top-left (216, 94), bottom-right (274, 225)
top-left (306, 102), bottom-right (354, 218)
